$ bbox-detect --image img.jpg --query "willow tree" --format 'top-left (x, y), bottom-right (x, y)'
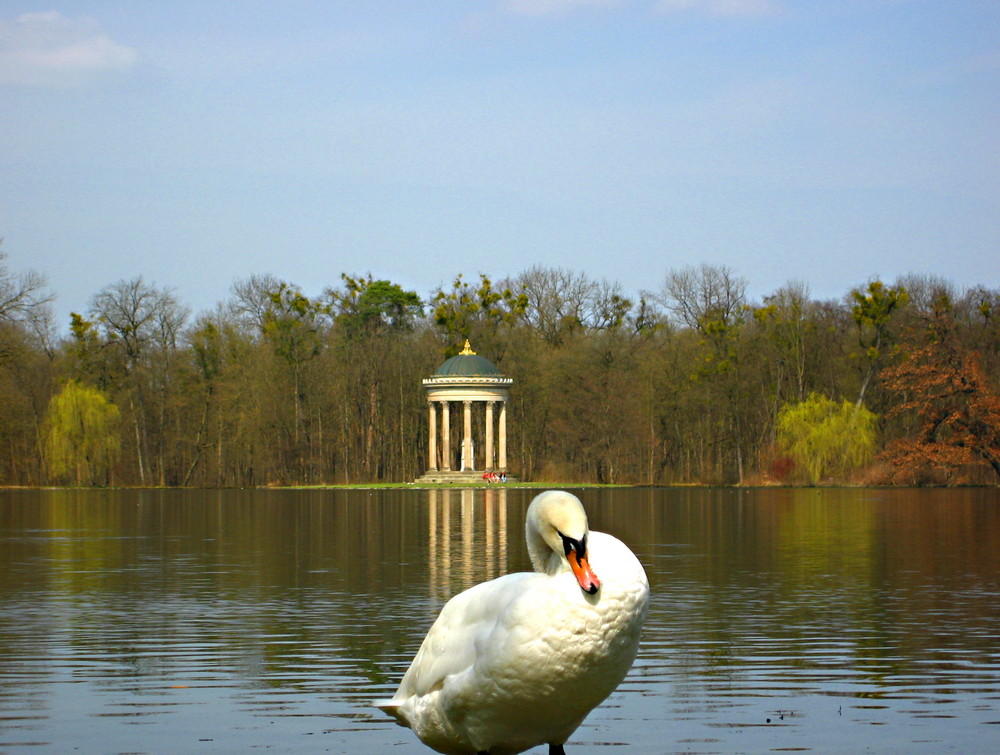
top-left (777, 393), bottom-right (877, 484)
top-left (43, 380), bottom-right (121, 485)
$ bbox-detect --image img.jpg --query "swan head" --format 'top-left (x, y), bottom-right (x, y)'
top-left (526, 491), bottom-right (601, 595)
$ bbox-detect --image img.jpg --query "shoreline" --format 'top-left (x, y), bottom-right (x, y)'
top-left (3, 482), bottom-right (995, 491)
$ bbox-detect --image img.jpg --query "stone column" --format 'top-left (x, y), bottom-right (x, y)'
top-left (441, 401), bottom-right (451, 472)
top-left (485, 401), bottom-right (495, 471)
top-left (498, 400), bottom-right (508, 470)
top-left (427, 402), bottom-right (438, 471)
top-left (462, 400), bottom-right (473, 471)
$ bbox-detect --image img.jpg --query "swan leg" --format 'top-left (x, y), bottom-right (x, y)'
top-left (549, 746), bottom-right (566, 755)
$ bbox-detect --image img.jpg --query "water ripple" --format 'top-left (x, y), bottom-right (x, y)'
top-left (2, 488), bottom-right (1000, 753)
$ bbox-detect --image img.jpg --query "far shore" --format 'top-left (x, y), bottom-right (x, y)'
top-left (4, 482), bottom-right (995, 491)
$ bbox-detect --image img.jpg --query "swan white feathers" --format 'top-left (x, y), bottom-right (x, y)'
top-left (376, 490), bottom-right (649, 755)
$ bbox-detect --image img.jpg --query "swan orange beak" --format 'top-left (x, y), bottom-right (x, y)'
top-left (568, 549), bottom-right (600, 595)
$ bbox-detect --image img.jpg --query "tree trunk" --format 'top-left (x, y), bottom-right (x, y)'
top-left (130, 393), bottom-right (146, 484)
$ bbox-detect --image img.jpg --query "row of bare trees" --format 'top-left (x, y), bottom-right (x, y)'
top-left (2, 254), bottom-right (998, 486)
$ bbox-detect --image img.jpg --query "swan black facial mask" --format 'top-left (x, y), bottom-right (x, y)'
top-left (560, 532), bottom-right (600, 595)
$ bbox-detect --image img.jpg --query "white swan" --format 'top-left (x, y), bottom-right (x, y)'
top-left (377, 490), bottom-right (649, 755)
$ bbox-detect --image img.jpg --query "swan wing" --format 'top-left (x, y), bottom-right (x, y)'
top-left (382, 572), bottom-right (543, 706)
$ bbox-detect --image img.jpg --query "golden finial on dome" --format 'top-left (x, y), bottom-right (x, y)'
top-left (460, 339), bottom-right (476, 355)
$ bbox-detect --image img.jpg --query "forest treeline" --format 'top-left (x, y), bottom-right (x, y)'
top-left (2, 253), bottom-right (999, 487)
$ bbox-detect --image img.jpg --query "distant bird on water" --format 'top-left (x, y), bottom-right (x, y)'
top-left (377, 490), bottom-right (649, 755)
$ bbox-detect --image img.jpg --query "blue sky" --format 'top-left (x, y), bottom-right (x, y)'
top-left (1, 0), bottom-right (998, 330)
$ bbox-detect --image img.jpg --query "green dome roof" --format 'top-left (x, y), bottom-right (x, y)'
top-left (434, 341), bottom-right (501, 377)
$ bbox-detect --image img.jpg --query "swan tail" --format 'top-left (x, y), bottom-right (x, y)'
top-left (374, 698), bottom-right (410, 727)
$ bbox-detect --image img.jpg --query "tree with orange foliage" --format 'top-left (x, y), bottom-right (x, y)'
top-left (882, 342), bottom-right (1000, 483)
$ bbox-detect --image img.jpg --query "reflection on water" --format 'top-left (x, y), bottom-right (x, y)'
top-left (1, 487), bottom-right (999, 754)
top-left (425, 488), bottom-right (512, 596)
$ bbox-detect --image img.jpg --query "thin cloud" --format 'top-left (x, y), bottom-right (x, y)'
top-left (499, 0), bottom-right (782, 18)
top-left (502, 0), bottom-right (628, 17)
top-left (0, 11), bottom-right (138, 87)
top-left (656, 0), bottom-right (783, 17)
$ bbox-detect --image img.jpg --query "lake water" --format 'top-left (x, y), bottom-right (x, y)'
top-left (1, 487), bottom-right (999, 754)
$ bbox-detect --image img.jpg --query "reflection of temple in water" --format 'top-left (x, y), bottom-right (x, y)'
top-left (425, 488), bottom-right (514, 598)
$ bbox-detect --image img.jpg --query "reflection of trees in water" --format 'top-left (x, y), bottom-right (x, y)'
top-left (3, 488), bottom-right (999, 735)
top-left (638, 487), bottom-right (1000, 708)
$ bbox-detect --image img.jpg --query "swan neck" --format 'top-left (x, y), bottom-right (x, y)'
top-left (526, 523), bottom-right (564, 576)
